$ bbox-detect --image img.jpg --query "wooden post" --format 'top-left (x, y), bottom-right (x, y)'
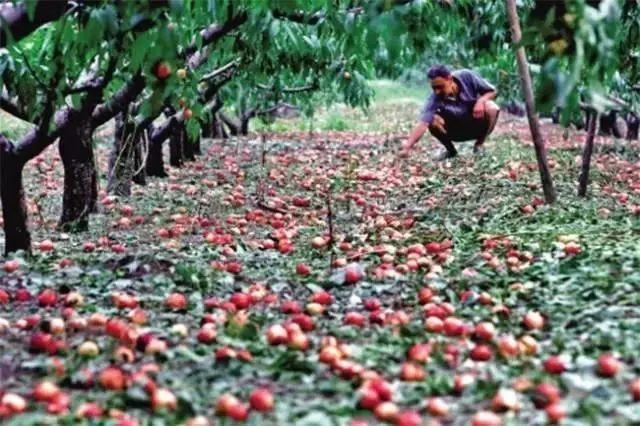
top-left (578, 110), bottom-right (599, 197)
top-left (505, 0), bottom-right (557, 203)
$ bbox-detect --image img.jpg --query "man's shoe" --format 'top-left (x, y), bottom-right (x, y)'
top-left (433, 149), bottom-right (457, 161)
top-left (473, 144), bottom-right (486, 156)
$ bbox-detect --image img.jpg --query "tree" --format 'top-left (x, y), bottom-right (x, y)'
top-left (505, 0), bottom-right (557, 204)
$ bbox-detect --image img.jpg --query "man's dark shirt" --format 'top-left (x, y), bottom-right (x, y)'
top-left (420, 69), bottom-right (496, 125)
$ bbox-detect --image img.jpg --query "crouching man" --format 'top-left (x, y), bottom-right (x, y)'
top-left (400, 64), bottom-right (500, 160)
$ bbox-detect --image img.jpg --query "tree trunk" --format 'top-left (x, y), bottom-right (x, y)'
top-left (147, 137), bottom-right (168, 177)
top-left (183, 127), bottom-right (196, 161)
top-left (578, 111), bottom-right (599, 197)
top-left (219, 112), bottom-right (239, 136)
top-left (132, 128), bottom-right (147, 185)
top-left (193, 133), bottom-right (202, 155)
top-left (211, 113), bottom-right (228, 139)
top-left (505, 0), bottom-right (556, 204)
top-left (627, 112), bottom-right (639, 140)
top-left (108, 112), bottom-right (137, 196)
top-left (169, 123), bottom-right (184, 167)
top-left (58, 113), bottom-right (96, 232)
top-left (0, 138), bottom-right (29, 254)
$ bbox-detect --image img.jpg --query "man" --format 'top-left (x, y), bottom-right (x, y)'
top-left (400, 64), bottom-right (500, 160)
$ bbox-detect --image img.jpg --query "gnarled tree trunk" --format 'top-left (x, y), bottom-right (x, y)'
top-left (58, 111), bottom-right (97, 232)
top-left (169, 122), bottom-right (185, 167)
top-left (626, 112), bottom-right (639, 140)
top-left (108, 111), bottom-right (138, 196)
top-left (183, 127), bottom-right (196, 161)
top-left (0, 138), bottom-right (29, 254)
top-left (132, 128), bottom-right (148, 185)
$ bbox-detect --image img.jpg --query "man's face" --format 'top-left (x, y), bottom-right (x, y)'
top-left (430, 76), bottom-right (454, 98)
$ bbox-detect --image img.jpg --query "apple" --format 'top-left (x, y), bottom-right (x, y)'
top-left (151, 388), bottom-right (177, 411)
top-left (344, 312), bottom-right (366, 327)
top-left (32, 381), bottom-right (60, 402)
top-left (266, 324), bottom-right (288, 345)
top-left (358, 387), bottom-right (380, 410)
top-left (249, 388), bottom-right (274, 412)
top-left (230, 292), bottom-right (251, 310)
top-left (216, 393), bottom-right (240, 416)
top-left (532, 382), bottom-right (560, 408)
top-left (3, 260), bottom-right (19, 273)
top-left (629, 378), bottom-right (640, 401)
top-left (418, 287), bottom-right (434, 304)
top-left (426, 397), bottom-right (449, 417)
top-left (296, 263), bottom-right (311, 276)
top-left (363, 298), bottom-right (381, 311)
top-left (543, 355), bottom-right (566, 375)
top-left (83, 241), bottom-right (96, 252)
top-left (470, 344), bottom-right (493, 362)
top-left (38, 239), bottom-right (55, 252)
top-left (281, 300), bottom-right (302, 314)
top-left (1, 393), bottom-right (27, 413)
top-left (424, 316), bottom-right (444, 333)
top-left (407, 343), bottom-right (431, 363)
top-left (523, 311), bottom-right (544, 330)
top-left (176, 68), bottom-right (187, 79)
top-left (291, 314), bottom-right (315, 332)
top-left (166, 292), bottom-right (188, 310)
top-left (344, 263), bottom-right (363, 284)
top-left (471, 410), bottom-right (502, 426)
top-left (288, 331), bottom-right (310, 351)
top-left (185, 416), bottom-right (210, 426)
top-left (75, 402), bottom-right (102, 419)
top-left (183, 108), bottom-right (193, 120)
top-left (395, 410), bottom-right (421, 426)
top-left (154, 61), bottom-right (171, 80)
top-left (400, 362), bottom-right (425, 381)
top-left (443, 317), bottom-right (464, 336)
top-left (374, 401), bottom-right (399, 422)
top-left (343, 71), bottom-right (352, 80)
top-left (596, 354), bottom-right (621, 377)
top-left (368, 379), bottom-right (392, 401)
top-left (78, 341), bottom-right (99, 357)
top-left (99, 367), bottom-right (126, 390)
top-left (227, 402), bottom-right (249, 421)
top-left (545, 403), bottom-right (566, 424)
top-left (319, 346), bottom-right (342, 364)
top-left (226, 262), bottom-right (242, 274)
top-left (474, 322), bottom-right (496, 341)
top-left (38, 289), bottom-right (58, 306)
top-left (491, 388), bottom-right (520, 412)
top-left (311, 291), bottom-right (332, 305)
top-left (197, 326), bottom-right (217, 344)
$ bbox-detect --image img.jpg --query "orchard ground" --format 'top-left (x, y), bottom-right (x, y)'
top-left (1, 80), bottom-right (640, 425)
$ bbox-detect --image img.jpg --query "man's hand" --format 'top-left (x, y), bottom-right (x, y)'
top-left (432, 114), bottom-right (447, 134)
top-left (473, 100), bottom-right (486, 119)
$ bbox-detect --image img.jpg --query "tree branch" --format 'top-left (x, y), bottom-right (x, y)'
top-left (0, 96), bottom-right (30, 122)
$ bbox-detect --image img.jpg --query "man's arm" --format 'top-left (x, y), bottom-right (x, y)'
top-left (400, 121), bottom-right (429, 156)
top-left (473, 91), bottom-right (497, 118)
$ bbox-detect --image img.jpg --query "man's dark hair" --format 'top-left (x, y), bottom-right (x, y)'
top-left (427, 64), bottom-right (451, 80)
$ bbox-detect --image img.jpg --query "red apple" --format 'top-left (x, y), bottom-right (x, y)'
top-left (596, 354), bottom-right (621, 377)
top-left (543, 356), bottom-right (566, 375)
top-left (249, 388), bottom-right (274, 412)
top-left (166, 292), bottom-right (187, 310)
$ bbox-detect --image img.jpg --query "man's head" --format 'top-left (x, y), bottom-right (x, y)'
top-left (427, 64), bottom-right (455, 98)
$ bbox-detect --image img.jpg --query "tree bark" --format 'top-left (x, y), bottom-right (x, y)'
top-left (132, 128), bottom-right (147, 185)
top-left (0, 138), bottom-right (29, 254)
top-left (578, 111), bottom-right (599, 197)
top-left (505, 0), bottom-right (556, 204)
top-left (219, 112), bottom-right (240, 136)
top-left (58, 111), bottom-right (97, 232)
top-left (627, 112), bottom-right (639, 140)
top-left (183, 127), bottom-right (196, 161)
top-left (169, 123), bottom-right (184, 167)
top-left (108, 112), bottom-right (138, 196)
